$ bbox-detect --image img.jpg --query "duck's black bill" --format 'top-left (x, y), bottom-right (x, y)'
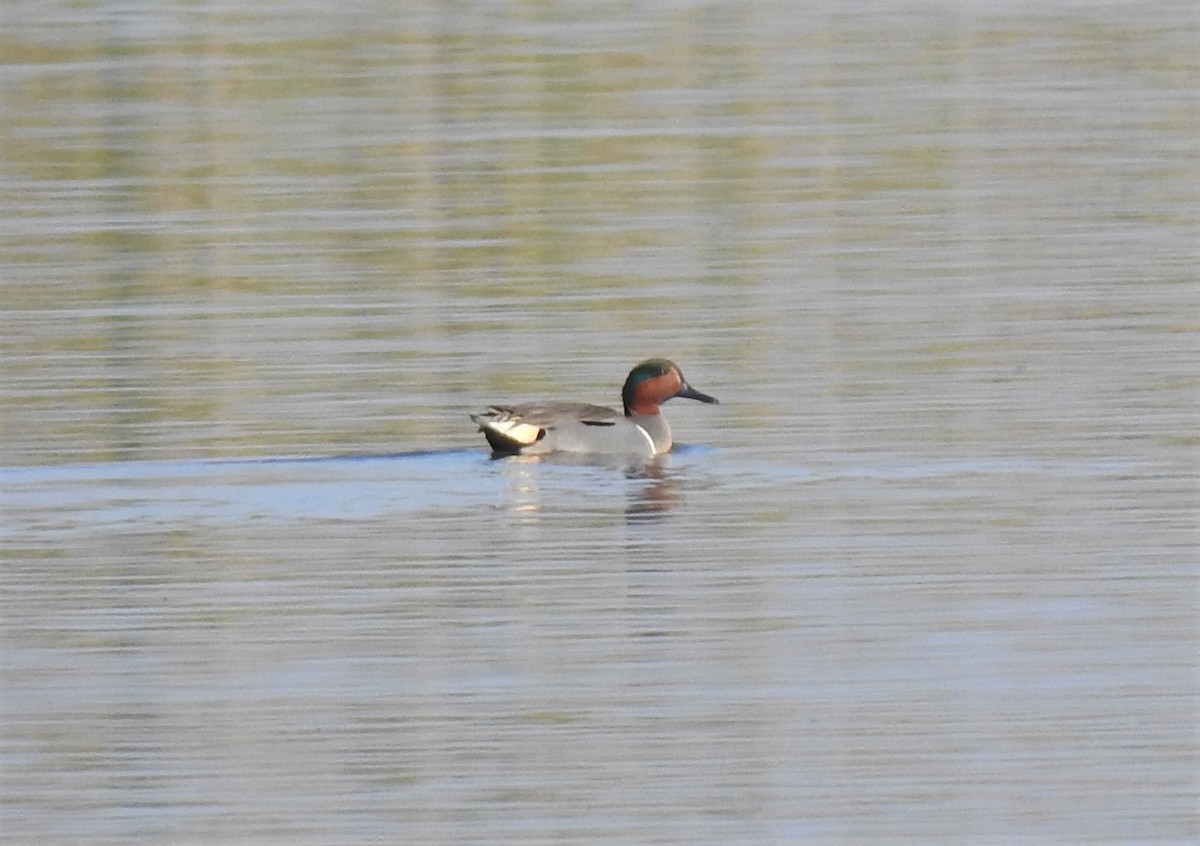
top-left (677, 382), bottom-right (719, 404)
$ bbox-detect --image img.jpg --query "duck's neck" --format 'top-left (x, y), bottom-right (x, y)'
top-left (623, 399), bottom-right (660, 417)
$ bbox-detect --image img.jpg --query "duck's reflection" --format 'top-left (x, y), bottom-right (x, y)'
top-left (486, 450), bottom-right (686, 522)
top-left (623, 459), bottom-right (683, 521)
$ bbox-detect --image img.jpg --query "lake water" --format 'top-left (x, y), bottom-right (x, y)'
top-left (2, 1), bottom-right (1197, 842)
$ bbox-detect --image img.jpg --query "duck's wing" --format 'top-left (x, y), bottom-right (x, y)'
top-left (470, 402), bottom-right (619, 452)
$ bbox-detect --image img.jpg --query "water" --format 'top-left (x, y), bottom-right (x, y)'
top-left (2, 1), bottom-right (1197, 842)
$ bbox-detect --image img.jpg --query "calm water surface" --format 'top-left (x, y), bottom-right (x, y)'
top-left (2, 1), bottom-right (1197, 843)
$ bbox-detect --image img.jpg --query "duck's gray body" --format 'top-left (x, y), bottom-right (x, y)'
top-left (470, 402), bottom-right (672, 458)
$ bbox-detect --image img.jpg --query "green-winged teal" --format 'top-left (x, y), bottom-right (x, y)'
top-left (471, 358), bottom-right (718, 458)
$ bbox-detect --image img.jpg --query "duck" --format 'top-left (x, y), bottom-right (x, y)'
top-left (471, 358), bottom-right (718, 458)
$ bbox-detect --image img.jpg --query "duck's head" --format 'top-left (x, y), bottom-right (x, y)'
top-left (622, 358), bottom-right (719, 416)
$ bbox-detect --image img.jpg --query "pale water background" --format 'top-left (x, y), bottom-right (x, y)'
top-left (2, 1), bottom-right (1198, 843)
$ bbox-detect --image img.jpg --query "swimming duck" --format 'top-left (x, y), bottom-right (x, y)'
top-left (471, 358), bottom-right (718, 458)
